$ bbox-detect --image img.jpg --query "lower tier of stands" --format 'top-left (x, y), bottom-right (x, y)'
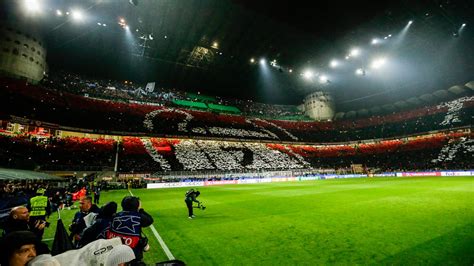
top-left (1, 130), bottom-right (472, 173)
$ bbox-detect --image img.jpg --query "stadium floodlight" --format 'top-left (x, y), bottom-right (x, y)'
top-left (371, 38), bottom-right (379, 45)
top-left (370, 57), bottom-right (386, 69)
top-left (349, 48), bottom-right (360, 57)
top-left (330, 59), bottom-right (339, 68)
top-left (23, 0), bottom-right (41, 13)
top-left (461, 23), bottom-right (466, 27)
top-left (408, 20), bottom-right (413, 25)
top-left (56, 9), bottom-right (63, 16)
top-left (71, 9), bottom-right (84, 21)
top-left (319, 75), bottom-right (328, 83)
top-left (303, 70), bottom-right (313, 80)
top-left (289, 69), bottom-right (293, 73)
top-left (250, 58), bottom-right (255, 63)
top-left (355, 68), bottom-right (365, 76)
top-left (260, 58), bottom-right (266, 65)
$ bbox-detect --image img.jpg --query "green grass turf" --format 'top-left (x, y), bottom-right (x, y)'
top-left (43, 176), bottom-right (474, 265)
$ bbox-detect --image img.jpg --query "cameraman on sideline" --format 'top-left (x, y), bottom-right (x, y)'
top-left (185, 189), bottom-right (205, 219)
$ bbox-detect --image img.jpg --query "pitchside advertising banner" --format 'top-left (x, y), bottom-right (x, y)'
top-left (396, 171), bottom-right (474, 177)
top-left (146, 171), bottom-right (473, 189)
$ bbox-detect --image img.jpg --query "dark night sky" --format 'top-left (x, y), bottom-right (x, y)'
top-left (2, 0), bottom-right (473, 109)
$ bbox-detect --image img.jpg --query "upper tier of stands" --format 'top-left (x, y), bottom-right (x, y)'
top-left (1, 77), bottom-right (472, 142)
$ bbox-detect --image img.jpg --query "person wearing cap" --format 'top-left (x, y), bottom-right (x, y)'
top-left (26, 188), bottom-right (51, 240)
top-left (107, 196), bottom-right (153, 263)
top-left (0, 230), bottom-right (49, 266)
top-left (28, 238), bottom-right (135, 266)
top-left (2, 206), bottom-right (46, 239)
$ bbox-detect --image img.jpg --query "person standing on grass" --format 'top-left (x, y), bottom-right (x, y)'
top-left (93, 186), bottom-right (101, 205)
top-left (184, 189), bottom-right (201, 219)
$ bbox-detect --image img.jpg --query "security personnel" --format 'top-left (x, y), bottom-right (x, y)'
top-left (27, 188), bottom-right (51, 239)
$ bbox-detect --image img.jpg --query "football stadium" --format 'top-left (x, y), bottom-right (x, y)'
top-left (0, 0), bottom-right (473, 265)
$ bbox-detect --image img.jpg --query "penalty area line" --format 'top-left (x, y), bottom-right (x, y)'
top-left (128, 189), bottom-right (175, 260)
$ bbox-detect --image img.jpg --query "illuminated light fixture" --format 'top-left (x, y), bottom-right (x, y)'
top-left (370, 57), bottom-right (386, 69)
top-left (136, 29), bottom-right (139, 32)
top-left (120, 18), bottom-right (126, 23)
top-left (330, 59), bottom-right (339, 68)
top-left (71, 9), bottom-right (84, 21)
top-left (461, 23), bottom-right (466, 27)
top-left (260, 58), bottom-right (266, 65)
top-left (23, 0), bottom-right (41, 13)
top-left (270, 59), bottom-right (277, 67)
top-left (56, 9), bottom-right (63, 16)
top-left (349, 48), bottom-right (360, 57)
top-left (212, 42), bottom-right (219, 49)
top-left (148, 34), bottom-right (153, 40)
top-left (384, 36), bottom-right (388, 40)
top-left (371, 38), bottom-right (379, 45)
top-left (124, 25), bottom-right (129, 30)
top-left (66, 11), bottom-right (70, 15)
top-left (319, 75), bottom-right (328, 83)
top-left (97, 22), bottom-right (102, 26)
top-left (408, 20), bottom-right (413, 25)
top-left (345, 55), bottom-right (350, 60)
top-left (388, 34), bottom-right (392, 37)
top-left (250, 58), bottom-right (255, 63)
top-left (103, 23), bottom-right (107, 27)
top-left (303, 70), bottom-right (313, 80)
top-left (164, 35), bottom-right (167, 39)
top-left (289, 69), bottom-right (293, 73)
top-left (355, 68), bottom-right (365, 76)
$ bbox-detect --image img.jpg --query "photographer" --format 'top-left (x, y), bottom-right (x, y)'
top-left (184, 189), bottom-right (205, 219)
top-left (107, 196), bottom-right (153, 264)
top-left (2, 206), bottom-right (48, 239)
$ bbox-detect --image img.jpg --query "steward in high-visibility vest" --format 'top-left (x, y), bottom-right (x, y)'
top-left (27, 188), bottom-right (51, 239)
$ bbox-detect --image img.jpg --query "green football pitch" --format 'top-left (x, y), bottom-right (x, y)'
top-left (44, 176), bottom-right (474, 265)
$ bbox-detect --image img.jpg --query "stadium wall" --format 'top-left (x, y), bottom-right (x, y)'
top-left (146, 170), bottom-right (474, 189)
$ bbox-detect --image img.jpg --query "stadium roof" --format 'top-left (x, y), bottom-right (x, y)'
top-left (0, 168), bottom-right (63, 180)
top-left (1, 0), bottom-right (473, 110)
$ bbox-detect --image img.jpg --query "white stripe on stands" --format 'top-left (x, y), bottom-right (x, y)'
top-left (128, 189), bottom-right (175, 260)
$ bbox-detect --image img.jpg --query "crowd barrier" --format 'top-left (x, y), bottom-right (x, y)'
top-left (146, 170), bottom-right (473, 189)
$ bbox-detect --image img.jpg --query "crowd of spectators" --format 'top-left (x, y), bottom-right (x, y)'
top-left (0, 129), bottom-right (472, 174)
top-left (0, 185), bottom-right (156, 265)
top-left (1, 76), bottom-right (472, 143)
top-left (42, 71), bottom-right (303, 118)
